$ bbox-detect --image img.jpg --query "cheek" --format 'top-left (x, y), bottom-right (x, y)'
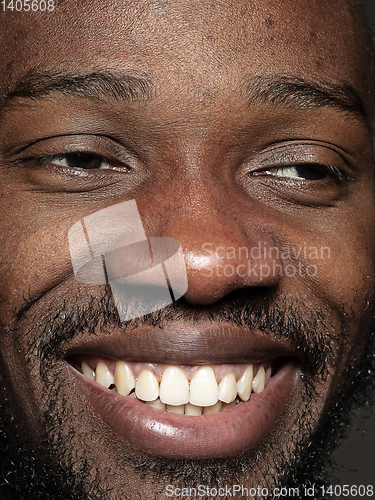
top-left (268, 199), bottom-right (375, 377)
top-left (316, 218), bottom-right (375, 309)
top-left (279, 191), bottom-right (375, 315)
top-left (309, 216), bottom-right (375, 377)
top-left (0, 204), bottom-right (72, 316)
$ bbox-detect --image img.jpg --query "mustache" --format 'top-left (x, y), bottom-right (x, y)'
top-left (21, 284), bottom-right (342, 378)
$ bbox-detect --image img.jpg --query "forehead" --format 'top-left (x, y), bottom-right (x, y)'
top-left (0, 0), bottom-right (371, 112)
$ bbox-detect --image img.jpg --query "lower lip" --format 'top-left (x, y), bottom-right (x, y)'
top-left (71, 360), bottom-right (298, 459)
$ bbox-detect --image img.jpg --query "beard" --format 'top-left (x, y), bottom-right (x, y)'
top-left (0, 287), bottom-right (374, 500)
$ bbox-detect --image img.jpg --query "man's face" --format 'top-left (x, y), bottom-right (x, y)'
top-left (0, 0), bottom-right (374, 498)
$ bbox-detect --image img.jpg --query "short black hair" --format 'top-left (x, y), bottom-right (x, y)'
top-left (355, 0), bottom-right (375, 55)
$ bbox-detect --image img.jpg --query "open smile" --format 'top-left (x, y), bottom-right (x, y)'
top-left (66, 326), bottom-right (300, 459)
top-left (72, 357), bottom-right (276, 414)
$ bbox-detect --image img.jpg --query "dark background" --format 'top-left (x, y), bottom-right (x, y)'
top-left (329, 0), bottom-right (375, 494)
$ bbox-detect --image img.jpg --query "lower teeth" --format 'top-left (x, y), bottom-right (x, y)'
top-left (107, 388), bottom-right (240, 415)
top-left (139, 395), bottom-right (241, 415)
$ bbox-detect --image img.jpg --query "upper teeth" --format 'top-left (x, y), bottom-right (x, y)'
top-left (189, 367), bottom-right (219, 407)
top-left (160, 366), bottom-right (189, 405)
top-left (81, 360), bottom-right (273, 416)
top-left (135, 369), bottom-right (159, 402)
top-left (114, 361), bottom-right (135, 395)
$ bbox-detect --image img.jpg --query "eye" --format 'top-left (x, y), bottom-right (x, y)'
top-left (43, 152), bottom-right (130, 172)
top-left (254, 164), bottom-right (343, 181)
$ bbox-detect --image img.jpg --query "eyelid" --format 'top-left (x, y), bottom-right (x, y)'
top-left (7, 134), bottom-right (143, 173)
top-left (243, 141), bottom-right (353, 180)
top-left (24, 152), bottom-right (132, 172)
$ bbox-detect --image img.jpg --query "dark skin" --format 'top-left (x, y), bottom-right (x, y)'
top-left (0, 0), bottom-right (374, 499)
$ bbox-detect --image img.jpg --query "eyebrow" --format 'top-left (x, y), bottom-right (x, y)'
top-left (2, 69), bottom-right (154, 110)
top-left (242, 75), bottom-right (369, 126)
top-left (2, 70), bottom-right (370, 128)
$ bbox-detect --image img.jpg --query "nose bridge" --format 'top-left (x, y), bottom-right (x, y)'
top-left (146, 169), bottom-right (283, 305)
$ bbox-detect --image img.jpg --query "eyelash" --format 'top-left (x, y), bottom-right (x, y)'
top-left (21, 152), bottom-right (346, 185)
top-left (251, 163), bottom-right (345, 182)
top-left (23, 152), bottom-right (132, 172)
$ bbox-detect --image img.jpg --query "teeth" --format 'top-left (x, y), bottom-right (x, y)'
top-left (167, 404), bottom-right (185, 414)
top-left (114, 361), bottom-right (135, 396)
top-left (146, 399), bottom-right (166, 411)
top-left (252, 366), bottom-right (266, 394)
top-left (189, 366), bottom-right (219, 407)
top-left (237, 365), bottom-right (253, 401)
top-left (135, 369), bottom-right (159, 401)
top-left (218, 373), bottom-right (237, 403)
top-left (82, 361), bottom-right (95, 380)
top-left (265, 366), bottom-right (272, 385)
top-left (95, 361), bottom-right (114, 388)
top-left (221, 400), bottom-right (236, 411)
top-left (160, 366), bottom-right (189, 405)
top-left (82, 358), bottom-right (275, 414)
top-left (184, 403), bottom-right (203, 416)
top-left (203, 400), bottom-right (222, 415)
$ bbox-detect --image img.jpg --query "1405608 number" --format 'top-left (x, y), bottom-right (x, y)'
top-left (321, 485), bottom-right (374, 497)
top-left (1, 0), bottom-right (54, 11)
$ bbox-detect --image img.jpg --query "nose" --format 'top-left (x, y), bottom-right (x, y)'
top-left (142, 177), bottom-right (283, 306)
top-left (158, 214), bottom-right (282, 306)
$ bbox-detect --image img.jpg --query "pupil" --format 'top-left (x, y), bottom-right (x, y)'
top-left (65, 153), bottom-right (102, 169)
top-left (295, 165), bottom-right (326, 180)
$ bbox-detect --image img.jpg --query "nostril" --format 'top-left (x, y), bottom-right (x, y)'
top-left (180, 243), bottom-right (283, 305)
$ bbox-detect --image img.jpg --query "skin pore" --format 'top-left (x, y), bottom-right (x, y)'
top-left (0, 0), bottom-right (374, 499)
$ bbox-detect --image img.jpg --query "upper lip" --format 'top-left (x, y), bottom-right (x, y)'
top-left (65, 322), bottom-right (301, 364)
